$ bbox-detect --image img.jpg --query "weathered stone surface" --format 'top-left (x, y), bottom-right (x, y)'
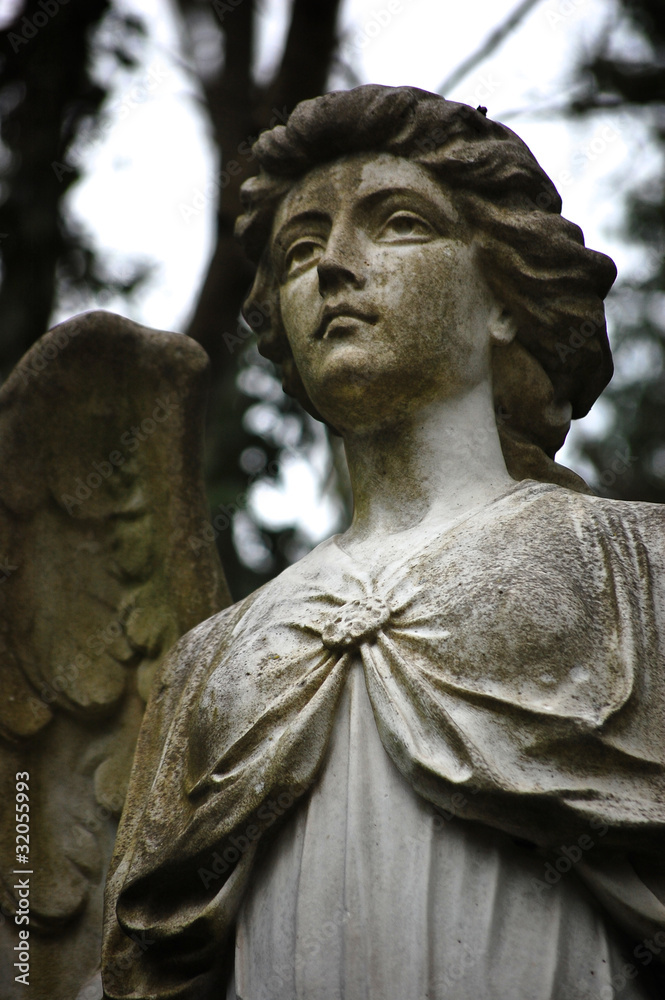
top-left (0, 311), bottom-right (230, 1000)
top-left (102, 86), bottom-right (665, 999)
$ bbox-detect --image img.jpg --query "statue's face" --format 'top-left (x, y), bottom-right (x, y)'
top-left (270, 152), bottom-right (503, 434)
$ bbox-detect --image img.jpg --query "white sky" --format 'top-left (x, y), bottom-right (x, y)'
top-left (49, 0), bottom-right (658, 543)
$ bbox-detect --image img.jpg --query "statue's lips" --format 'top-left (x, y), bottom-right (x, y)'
top-left (316, 306), bottom-right (378, 340)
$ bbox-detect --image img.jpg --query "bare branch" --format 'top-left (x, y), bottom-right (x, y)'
top-left (267, 0), bottom-right (343, 110)
top-left (585, 58), bottom-right (665, 104)
top-left (497, 94), bottom-right (655, 120)
top-left (437, 0), bottom-right (544, 96)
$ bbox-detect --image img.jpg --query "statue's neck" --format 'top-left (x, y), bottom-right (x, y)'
top-left (341, 381), bottom-right (515, 545)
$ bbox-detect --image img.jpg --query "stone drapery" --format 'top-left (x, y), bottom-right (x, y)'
top-left (102, 481), bottom-right (665, 998)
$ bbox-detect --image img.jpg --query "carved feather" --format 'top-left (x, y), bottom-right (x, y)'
top-left (0, 311), bottom-right (230, 1000)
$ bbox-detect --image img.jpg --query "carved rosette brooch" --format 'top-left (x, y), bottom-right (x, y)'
top-left (320, 595), bottom-right (391, 651)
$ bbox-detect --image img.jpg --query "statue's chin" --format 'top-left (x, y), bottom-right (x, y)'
top-left (303, 357), bottom-right (409, 435)
top-left (313, 387), bottom-right (430, 438)
top-left (304, 351), bottom-right (468, 436)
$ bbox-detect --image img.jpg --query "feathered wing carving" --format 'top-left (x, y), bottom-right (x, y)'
top-left (0, 311), bottom-right (230, 1000)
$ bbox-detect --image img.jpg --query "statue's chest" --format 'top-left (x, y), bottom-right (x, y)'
top-left (213, 493), bottom-right (641, 734)
top-left (302, 513), bottom-right (631, 725)
top-left (381, 536), bottom-right (626, 722)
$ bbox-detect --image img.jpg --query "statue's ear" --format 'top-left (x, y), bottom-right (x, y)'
top-left (489, 305), bottom-right (517, 346)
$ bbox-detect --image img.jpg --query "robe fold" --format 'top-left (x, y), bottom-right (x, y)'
top-left (102, 481), bottom-right (665, 999)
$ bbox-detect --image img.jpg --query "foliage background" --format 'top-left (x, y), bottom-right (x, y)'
top-left (0, 0), bottom-right (663, 599)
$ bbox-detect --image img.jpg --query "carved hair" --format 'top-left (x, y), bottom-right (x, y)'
top-left (235, 85), bottom-right (616, 490)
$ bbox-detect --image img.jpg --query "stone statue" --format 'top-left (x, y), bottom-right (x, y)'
top-left (0, 312), bottom-right (229, 1000)
top-left (102, 86), bottom-right (665, 999)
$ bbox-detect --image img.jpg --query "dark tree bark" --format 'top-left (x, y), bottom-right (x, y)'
top-left (0, 0), bottom-right (111, 374)
top-left (173, 0), bottom-right (343, 597)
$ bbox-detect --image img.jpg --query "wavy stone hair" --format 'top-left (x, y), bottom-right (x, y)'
top-left (235, 85), bottom-right (617, 490)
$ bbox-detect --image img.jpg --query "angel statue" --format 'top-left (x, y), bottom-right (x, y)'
top-left (98, 85), bottom-right (665, 999)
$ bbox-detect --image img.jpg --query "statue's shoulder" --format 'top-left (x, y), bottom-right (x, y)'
top-left (508, 478), bottom-right (664, 528)
top-left (503, 480), bottom-right (665, 578)
top-left (169, 534), bottom-right (341, 666)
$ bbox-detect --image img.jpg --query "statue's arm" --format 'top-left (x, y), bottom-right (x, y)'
top-left (101, 610), bottom-right (242, 1000)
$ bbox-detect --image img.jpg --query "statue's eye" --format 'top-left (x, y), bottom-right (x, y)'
top-left (380, 212), bottom-right (433, 241)
top-left (284, 239), bottom-right (324, 276)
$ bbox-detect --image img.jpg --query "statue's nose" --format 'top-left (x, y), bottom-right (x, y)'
top-left (317, 257), bottom-right (364, 295)
top-left (317, 227), bottom-right (366, 295)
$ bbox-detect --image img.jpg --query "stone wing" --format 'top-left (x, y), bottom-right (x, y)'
top-left (0, 311), bottom-right (230, 1000)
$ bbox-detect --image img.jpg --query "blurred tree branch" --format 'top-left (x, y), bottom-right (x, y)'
top-left (0, 0), bottom-right (111, 373)
top-left (438, 0), bottom-right (544, 96)
top-left (166, 0), bottom-right (344, 596)
top-left (569, 0), bottom-right (665, 503)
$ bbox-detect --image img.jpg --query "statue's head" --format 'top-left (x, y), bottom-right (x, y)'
top-left (235, 85), bottom-right (616, 488)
